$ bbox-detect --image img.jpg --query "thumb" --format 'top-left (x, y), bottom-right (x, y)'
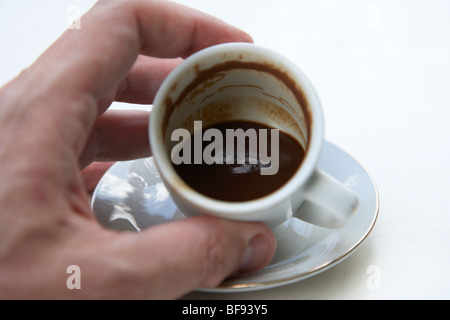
top-left (113, 216), bottom-right (276, 299)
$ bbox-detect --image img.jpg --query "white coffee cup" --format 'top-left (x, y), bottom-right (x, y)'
top-left (150, 43), bottom-right (359, 229)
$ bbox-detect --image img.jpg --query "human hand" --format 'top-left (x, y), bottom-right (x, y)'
top-left (0, 0), bottom-right (276, 299)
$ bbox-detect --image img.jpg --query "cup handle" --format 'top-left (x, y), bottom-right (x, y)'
top-left (292, 169), bottom-right (360, 228)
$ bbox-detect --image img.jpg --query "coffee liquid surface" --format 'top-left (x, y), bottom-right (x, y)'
top-left (173, 120), bottom-right (305, 202)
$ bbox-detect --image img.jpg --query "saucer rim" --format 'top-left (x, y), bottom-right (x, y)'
top-left (91, 140), bottom-right (379, 293)
top-left (202, 141), bottom-right (379, 292)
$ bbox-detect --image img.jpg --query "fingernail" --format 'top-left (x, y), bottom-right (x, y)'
top-left (239, 234), bottom-right (272, 273)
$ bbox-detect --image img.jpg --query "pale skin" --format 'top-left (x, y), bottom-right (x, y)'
top-left (0, 0), bottom-right (276, 299)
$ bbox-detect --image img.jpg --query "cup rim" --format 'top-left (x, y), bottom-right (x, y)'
top-left (150, 42), bottom-right (324, 217)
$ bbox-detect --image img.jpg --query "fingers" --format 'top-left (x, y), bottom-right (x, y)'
top-left (133, 1), bottom-right (253, 58)
top-left (81, 162), bottom-right (115, 193)
top-left (96, 56), bottom-right (183, 111)
top-left (20, 0), bottom-right (252, 159)
top-left (43, 0), bottom-right (252, 103)
top-left (111, 216), bottom-right (276, 299)
top-left (115, 56), bottom-right (183, 105)
top-left (79, 109), bottom-right (151, 168)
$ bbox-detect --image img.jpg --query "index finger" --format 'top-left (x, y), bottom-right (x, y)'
top-left (18, 0), bottom-right (252, 157)
top-left (48, 0), bottom-right (253, 99)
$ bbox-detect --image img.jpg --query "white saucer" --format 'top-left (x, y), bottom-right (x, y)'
top-left (91, 141), bottom-right (379, 292)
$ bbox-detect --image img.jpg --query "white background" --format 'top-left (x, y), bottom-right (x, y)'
top-left (1, 0), bottom-right (449, 299)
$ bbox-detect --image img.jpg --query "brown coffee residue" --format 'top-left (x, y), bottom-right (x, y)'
top-left (184, 72), bottom-right (226, 105)
top-left (162, 61), bottom-right (312, 140)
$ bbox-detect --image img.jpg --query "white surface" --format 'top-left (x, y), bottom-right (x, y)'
top-left (1, 0), bottom-right (449, 299)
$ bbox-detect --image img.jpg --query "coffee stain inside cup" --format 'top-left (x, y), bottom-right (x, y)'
top-left (162, 60), bottom-right (312, 145)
